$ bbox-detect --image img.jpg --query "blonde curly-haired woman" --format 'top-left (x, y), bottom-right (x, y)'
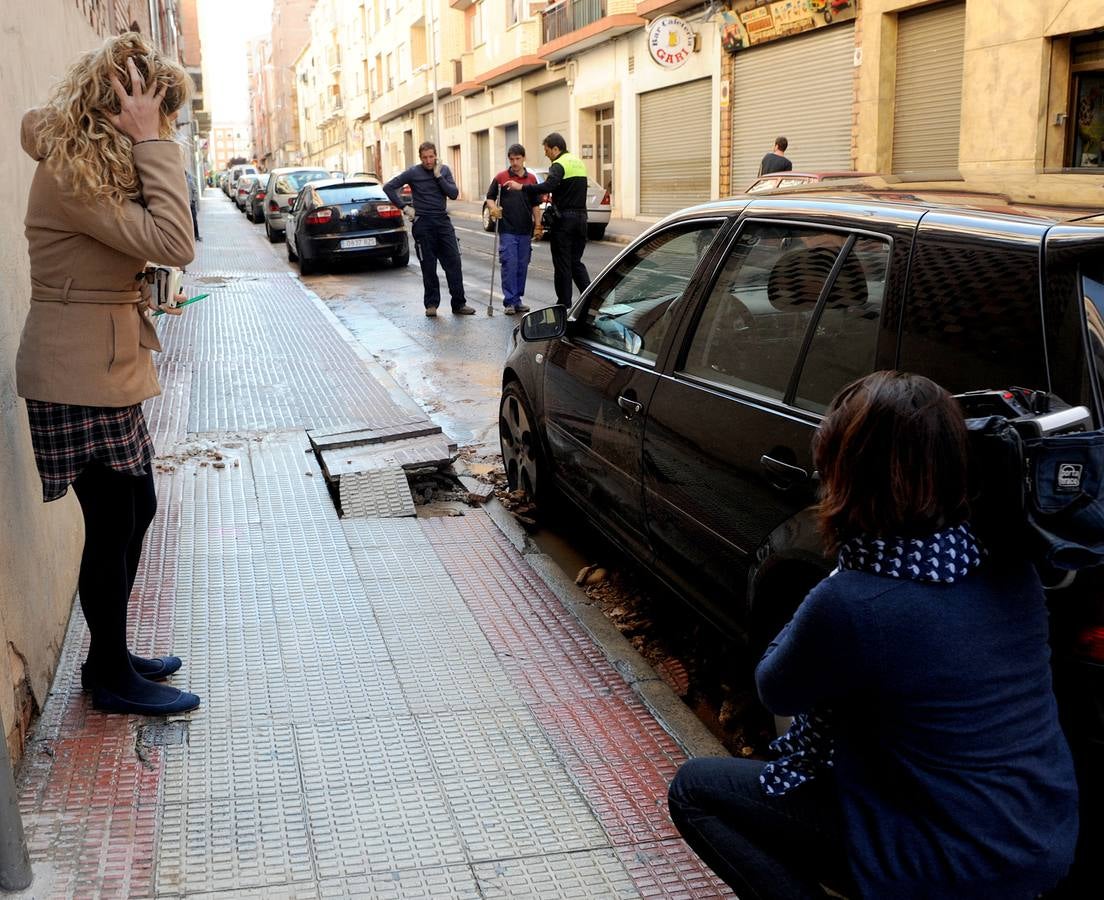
top-left (18, 33), bottom-right (199, 715)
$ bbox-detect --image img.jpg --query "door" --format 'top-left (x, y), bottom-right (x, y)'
top-left (504, 122), bottom-right (519, 153)
top-left (729, 23), bottom-right (855, 189)
top-left (595, 105), bottom-right (614, 200)
top-left (639, 79), bottom-right (711, 217)
top-left (643, 220), bottom-right (893, 632)
top-left (475, 130), bottom-right (491, 197)
top-left (534, 83), bottom-right (569, 149)
top-left (892, 2), bottom-right (966, 178)
top-left (403, 129), bottom-right (414, 167)
top-left (542, 219), bottom-right (726, 558)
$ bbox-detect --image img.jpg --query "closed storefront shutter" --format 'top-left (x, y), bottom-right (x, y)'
top-left (535, 84), bottom-right (569, 145)
top-left (892, 2), bottom-right (966, 177)
top-left (729, 24), bottom-right (855, 190)
top-left (640, 78), bottom-right (713, 217)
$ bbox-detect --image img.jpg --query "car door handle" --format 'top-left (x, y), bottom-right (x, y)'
top-left (760, 454), bottom-right (810, 487)
top-left (617, 394), bottom-right (643, 418)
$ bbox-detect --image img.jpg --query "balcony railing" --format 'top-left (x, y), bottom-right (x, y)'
top-left (541, 0), bottom-right (605, 44)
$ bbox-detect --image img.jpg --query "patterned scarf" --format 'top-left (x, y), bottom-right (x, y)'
top-left (759, 523), bottom-right (985, 796)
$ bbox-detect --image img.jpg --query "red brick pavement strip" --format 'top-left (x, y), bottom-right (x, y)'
top-left (17, 470), bottom-right (180, 898)
top-left (423, 512), bottom-right (734, 898)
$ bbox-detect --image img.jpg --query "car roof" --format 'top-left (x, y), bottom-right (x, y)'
top-left (268, 166), bottom-right (329, 176)
top-left (309, 178), bottom-right (385, 191)
top-left (676, 182), bottom-right (1104, 228)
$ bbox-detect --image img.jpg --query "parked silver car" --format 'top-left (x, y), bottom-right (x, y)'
top-left (234, 172), bottom-right (264, 212)
top-left (481, 166), bottom-right (611, 240)
top-left (262, 167), bottom-right (332, 242)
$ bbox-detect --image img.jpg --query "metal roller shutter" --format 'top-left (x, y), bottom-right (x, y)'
top-left (892, 3), bottom-right (966, 177)
top-left (535, 84), bottom-right (569, 145)
top-left (729, 24), bottom-right (855, 190)
top-left (640, 78), bottom-right (712, 217)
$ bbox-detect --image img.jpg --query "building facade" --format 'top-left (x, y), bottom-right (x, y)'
top-left (210, 123), bottom-right (253, 171)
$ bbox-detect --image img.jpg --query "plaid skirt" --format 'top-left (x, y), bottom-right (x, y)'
top-left (25, 400), bottom-right (154, 502)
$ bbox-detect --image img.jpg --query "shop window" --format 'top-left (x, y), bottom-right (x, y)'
top-left (1069, 32), bottom-right (1104, 169)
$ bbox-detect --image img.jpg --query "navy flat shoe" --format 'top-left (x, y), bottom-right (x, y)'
top-left (81, 655), bottom-right (183, 690)
top-left (90, 686), bottom-right (200, 716)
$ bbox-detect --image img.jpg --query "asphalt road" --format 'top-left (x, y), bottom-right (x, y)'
top-left (250, 204), bottom-right (622, 449)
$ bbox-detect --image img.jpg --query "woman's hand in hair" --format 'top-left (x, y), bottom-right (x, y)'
top-left (108, 57), bottom-right (166, 143)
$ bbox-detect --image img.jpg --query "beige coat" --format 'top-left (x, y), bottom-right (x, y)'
top-left (16, 109), bottom-right (195, 407)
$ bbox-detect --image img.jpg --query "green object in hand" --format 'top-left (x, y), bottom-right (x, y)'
top-left (153, 293), bottom-right (210, 316)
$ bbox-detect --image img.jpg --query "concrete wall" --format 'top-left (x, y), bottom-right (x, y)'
top-left (856, 0), bottom-right (1104, 205)
top-left (0, 2), bottom-right (102, 759)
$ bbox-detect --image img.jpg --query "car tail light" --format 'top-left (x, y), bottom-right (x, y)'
top-left (600, 190), bottom-right (611, 206)
top-left (1076, 625), bottom-right (1104, 663)
top-left (305, 208), bottom-right (334, 225)
top-left (256, 191), bottom-right (266, 200)
top-left (268, 199), bottom-right (279, 211)
top-left (376, 203), bottom-right (401, 218)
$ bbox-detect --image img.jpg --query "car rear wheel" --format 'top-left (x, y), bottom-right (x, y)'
top-left (266, 221), bottom-right (281, 243)
top-left (391, 249), bottom-right (410, 268)
top-left (499, 381), bottom-right (553, 510)
top-left (298, 253), bottom-right (317, 276)
top-left (588, 224), bottom-right (606, 241)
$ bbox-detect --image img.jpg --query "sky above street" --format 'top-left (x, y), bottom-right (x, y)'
top-left (197, 0), bottom-right (273, 122)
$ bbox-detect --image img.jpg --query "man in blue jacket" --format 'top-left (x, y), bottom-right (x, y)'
top-left (384, 142), bottom-right (474, 317)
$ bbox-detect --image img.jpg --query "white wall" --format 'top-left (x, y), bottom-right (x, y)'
top-left (0, 2), bottom-right (98, 756)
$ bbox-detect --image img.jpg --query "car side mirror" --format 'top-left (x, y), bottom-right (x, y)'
top-left (520, 306), bottom-right (566, 341)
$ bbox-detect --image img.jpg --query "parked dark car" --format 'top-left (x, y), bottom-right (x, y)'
top-left (285, 178), bottom-right (409, 275)
top-left (499, 187), bottom-right (1104, 889)
top-left (244, 177), bottom-right (268, 223)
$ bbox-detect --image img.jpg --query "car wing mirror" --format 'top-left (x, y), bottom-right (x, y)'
top-left (520, 306), bottom-right (566, 342)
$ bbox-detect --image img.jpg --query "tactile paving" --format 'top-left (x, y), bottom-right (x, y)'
top-left (616, 840), bottom-right (736, 899)
top-left (472, 849), bottom-right (638, 898)
top-left (417, 708), bottom-right (608, 860)
top-left (317, 866), bottom-right (482, 899)
top-left (339, 466), bottom-right (416, 517)
top-left (297, 718), bottom-right (467, 879)
top-left (154, 793), bottom-right (315, 895)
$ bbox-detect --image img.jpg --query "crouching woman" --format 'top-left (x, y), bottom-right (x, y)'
top-left (668, 371), bottom-right (1078, 899)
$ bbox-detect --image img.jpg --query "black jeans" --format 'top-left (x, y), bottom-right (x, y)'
top-left (412, 216), bottom-right (466, 310)
top-left (71, 463), bottom-right (158, 682)
top-left (549, 211), bottom-right (590, 306)
top-left (668, 757), bottom-right (856, 900)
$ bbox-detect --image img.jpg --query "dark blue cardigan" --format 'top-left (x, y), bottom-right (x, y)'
top-left (757, 561), bottom-right (1078, 899)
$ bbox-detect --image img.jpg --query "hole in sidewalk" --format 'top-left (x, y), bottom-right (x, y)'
top-left (137, 721), bottom-right (189, 747)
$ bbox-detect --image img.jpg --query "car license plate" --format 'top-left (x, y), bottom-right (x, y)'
top-left (341, 237), bottom-right (377, 249)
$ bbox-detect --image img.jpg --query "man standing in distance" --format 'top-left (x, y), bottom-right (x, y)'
top-left (758, 136), bottom-right (792, 176)
top-left (504, 132), bottom-right (589, 307)
top-left (486, 144), bottom-right (542, 315)
top-left (384, 142), bottom-right (475, 317)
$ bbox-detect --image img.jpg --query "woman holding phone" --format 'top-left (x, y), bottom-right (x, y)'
top-left (17, 32), bottom-right (200, 715)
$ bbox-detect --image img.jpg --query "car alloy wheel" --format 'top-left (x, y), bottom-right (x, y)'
top-left (499, 382), bottom-right (549, 507)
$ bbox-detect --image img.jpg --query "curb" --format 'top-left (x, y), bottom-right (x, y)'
top-left (482, 498), bottom-right (729, 761)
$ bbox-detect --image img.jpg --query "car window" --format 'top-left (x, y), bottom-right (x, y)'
top-left (681, 223), bottom-right (848, 400)
top-left (778, 177), bottom-right (811, 188)
top-left (315, 185), bottom-right (382, 204)
top-left (275, 171), bottom-right (330, 194)
top-left (577, 222), bottom-right (722, 362)
top-left (793, 236), bottom-right (891, 412)
top-left (898, 226), bottom-right (1047, 394)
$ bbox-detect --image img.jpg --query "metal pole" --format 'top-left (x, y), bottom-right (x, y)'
top-left (426, 0), bottom-right (441, 148)
top-left (0, 715), bottom-right (32, 891)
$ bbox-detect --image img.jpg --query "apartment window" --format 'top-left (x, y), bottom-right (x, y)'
top-left (1069, 32), bottom-right (1104, 169)
top-left (443, 99), bottom-right (462, 129)
top-left (411, 21), bottom-right (426, 69)
top-left (508, 0), bottom-right (523, 27)
top-left (473, 2), bottom-right (485, 47)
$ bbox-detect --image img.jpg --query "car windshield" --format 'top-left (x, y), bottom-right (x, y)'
top-left (316, 185), bottom-right (382, 204)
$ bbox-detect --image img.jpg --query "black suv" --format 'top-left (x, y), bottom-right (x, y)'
top-left (499, 188), bottom-right (1104, 885)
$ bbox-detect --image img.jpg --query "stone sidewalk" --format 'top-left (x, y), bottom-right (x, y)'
top-left (12, 193), bottom-right (731, 899)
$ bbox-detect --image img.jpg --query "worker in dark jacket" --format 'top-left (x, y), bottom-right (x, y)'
top-left (384, 142), bottom-right (474, 317)
top-left (504, 132), bottom-right (590, 306)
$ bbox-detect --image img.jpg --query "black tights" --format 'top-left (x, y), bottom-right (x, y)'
top-left (72, 462), bottom-right (157, 687)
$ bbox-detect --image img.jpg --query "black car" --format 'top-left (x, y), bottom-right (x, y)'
top-left (500, 188), bottom-right (1104, 886)
top-left (285, 178), bottom-right (409, 275)
top-left (244, 177), bottom-right (268, 223)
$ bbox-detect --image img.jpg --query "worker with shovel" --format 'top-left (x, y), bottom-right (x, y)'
top-left (485, 144), bottom-right (542, 315)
